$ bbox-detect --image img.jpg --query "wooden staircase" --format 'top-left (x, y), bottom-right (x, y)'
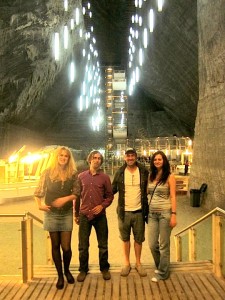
top-left (1, 262), bottom-right (225, 299)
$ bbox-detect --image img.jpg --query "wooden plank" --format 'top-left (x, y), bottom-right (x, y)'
top-left (2, 280), bottom-right (21, 300)
top-left (0, 280), bottom-right (12, 299)
top-left (190, 274), bottom-right (214, 300)
top-left (0, 269), bottom-right (225, 300)
top-left (112, 273), bottom-right (120, 299)
top-left (79, 275), bottom-right (91, 300)
top-left (133, 274), bottom-right (144, 300)
top-left (210, 274), bottom-right (225, 292)
top-left (199, 273), bottom-right (224, 300)
top-left (72, 279), bottom-right (82, 300)
top-left (169, 274), bottom-right (187, 300)
top-left (142, 275), bottom-right (152, 299)
top-left (87, 275), bottom-right (98, 300)
top-left (104, 277), bottom-right (112, 300)
top-left (205, 274), bottom-right (225, 299)
top-left (51, 283), bottom-right (65, 300)
top-left (158, 280), bottom-right (170, 300)
top-left (27, 277), bottom-right (47, 299)
top-left (127, 275), bottom-right (136, 299)
top-left (35, 277), bottom-right (55, 299)
top-left (164, 279), bottom-right (179, 300)
top-left (95, 276), bottom-right (105, 300)
top-left (44, 278), bottom-right (58, 300)
top-left (183, 274), bottom-right (203, 299)
top-left (120, 276), bottom-right (128, 300)
top-left (63, 281), bottom-right (76, 299)
top-left (4, 281), bottom-right (29, 300)
top-left (15, 280), bottom-right (40, 300)
top-left (149, 277), bottom-right (161, 300)
top-left (176, 273), bottom-right (196, 299)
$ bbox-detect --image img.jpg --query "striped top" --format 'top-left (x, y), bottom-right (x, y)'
top-left (148, 182), bottom-right (171, 211)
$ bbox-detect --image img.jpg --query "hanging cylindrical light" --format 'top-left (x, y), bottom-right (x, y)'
top-left (143, 28), bottom-right (148, 48)
top-left (75, 8), bottom-right (80, 25)
top-left (63, 25), bottom-right (69, 49)
top-left (149, 9), bottom-right (154, 32)
top-left (54, 32), bottom-right (60, 61)
top-left (158, 0), bottom-right (164, 12)
top-left (70, 62), bottom-right (75, 83)
top-left (139, 48), bottom-right (143, 66)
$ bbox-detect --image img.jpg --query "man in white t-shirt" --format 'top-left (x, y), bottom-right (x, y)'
top-left (112, 148), bottom-right (149, 277)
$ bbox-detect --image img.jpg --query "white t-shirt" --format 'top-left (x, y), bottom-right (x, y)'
top-left (124, 167), bottom-right (141, 211)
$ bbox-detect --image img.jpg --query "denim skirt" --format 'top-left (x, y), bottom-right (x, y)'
top-left (43, 208), bottom-right (73, 232)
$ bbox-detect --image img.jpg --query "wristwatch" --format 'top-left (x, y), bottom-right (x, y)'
top-left (171, 212), bottom-right (176, 214)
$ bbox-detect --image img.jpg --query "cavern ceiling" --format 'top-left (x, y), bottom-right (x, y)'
top-left (0, 0), bottom-right (198, 150)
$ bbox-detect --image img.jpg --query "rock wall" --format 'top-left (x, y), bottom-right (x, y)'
top-left (189, 0), bottom-right (225, 210)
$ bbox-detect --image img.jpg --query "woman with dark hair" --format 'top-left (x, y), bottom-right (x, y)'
top-left (34, 146), bottom-right (80, 289)
top-left (147, 150), bottom-right (177, 282)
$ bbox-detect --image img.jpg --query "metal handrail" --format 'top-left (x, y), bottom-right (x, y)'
top-left (174, 207), bottom-right (225, 237)
top-left (0, 212), bottom-right (43, 224)
top-left (0, 211), bottom-right (44, 283)
top-left (26, 212), bottom-right (43, 224)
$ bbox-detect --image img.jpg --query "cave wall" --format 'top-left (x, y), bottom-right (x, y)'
top-left (189, 0), bottom-right (225, 210)
top-left (0, 0), bottom-right (105, 155)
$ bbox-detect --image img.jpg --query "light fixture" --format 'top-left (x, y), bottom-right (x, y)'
top-left (139, 48), bottom-right (143, 66)
top-left (54, 32), bottom-right (59, 61)
top-left (70, 62), bottom-right (75, 83)
top-left (75, 8), bottom-right (80, 25)
top-left (143, 28), bottom-right (148, 48)
top-left (64, 0), bottom-right (68, 12)
top-left (63, 25), bottom-right (69, 49)
top-left (70, 19), bottom-right (74, 30)
top-left (79, 96), bottom-right (83, 111)
top-left (158, 0), bottom-right (164, 12)
top-left (149, 9), bottom-right (154, 33)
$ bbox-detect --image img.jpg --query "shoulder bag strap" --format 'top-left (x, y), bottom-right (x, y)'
top-left (149, 182), bottom-right (159, 204)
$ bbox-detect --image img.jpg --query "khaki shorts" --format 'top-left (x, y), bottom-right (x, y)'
top-left (118, 211), bottom-right (145, 244)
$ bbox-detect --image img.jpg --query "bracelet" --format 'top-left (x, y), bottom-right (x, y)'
top-left (171, 212), bottom-right (176, 215)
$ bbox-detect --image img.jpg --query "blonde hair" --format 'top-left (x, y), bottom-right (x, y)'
top-left (48, 146), bottom-right (77, 181)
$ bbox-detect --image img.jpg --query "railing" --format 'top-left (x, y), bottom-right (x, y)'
top-left (0, 212), bottom-right (50, 283)
top-left (174, 207), bottom-right (225, 278)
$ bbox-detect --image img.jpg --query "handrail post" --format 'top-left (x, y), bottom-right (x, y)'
top-left (174, 235), bottom-right (182, 261)
top-left (21, 217), bottom-right (33, 283)
top-left (46, 232), bottom-right (53, 265)
top-left (21, 220), bottom-right (28, 283)
top-left (188, 227), bottom-right (196, 261)
top-left (27, 218), bottom-right (33, 280)
top-left (212, 214), bottom-right (222, 277)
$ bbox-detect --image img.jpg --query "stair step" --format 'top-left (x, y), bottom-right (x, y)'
top-left (33, 261), bottom-right (213, 277)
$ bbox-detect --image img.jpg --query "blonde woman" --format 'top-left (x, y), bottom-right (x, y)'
top-left (34, 146), bottom-right (80, 289)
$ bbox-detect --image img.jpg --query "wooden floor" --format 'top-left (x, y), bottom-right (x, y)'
top-left (1, 262), bottom-right (225, 300)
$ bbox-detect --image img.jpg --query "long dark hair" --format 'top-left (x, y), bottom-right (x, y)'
top-left (149, 150), bottom-right (171, 184)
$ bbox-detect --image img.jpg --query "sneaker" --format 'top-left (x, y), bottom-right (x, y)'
top-left (121, 265), bottom-right (131, 277)
top-left (102, 270), bottom-right (111, 280)
top-left (77, 271), bottom-right (87, 282)
top-left (151, 276), bottom-right (159, 282)
top-left (151, 274), bottom-right (163, 282)
top-left (135, 265), bottom-right (147, 277)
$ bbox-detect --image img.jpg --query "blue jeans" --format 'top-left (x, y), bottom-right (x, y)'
top-left (78, 214), bottom-right (110, 273)
top-left (148, 211), bottom-right (172, 280)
